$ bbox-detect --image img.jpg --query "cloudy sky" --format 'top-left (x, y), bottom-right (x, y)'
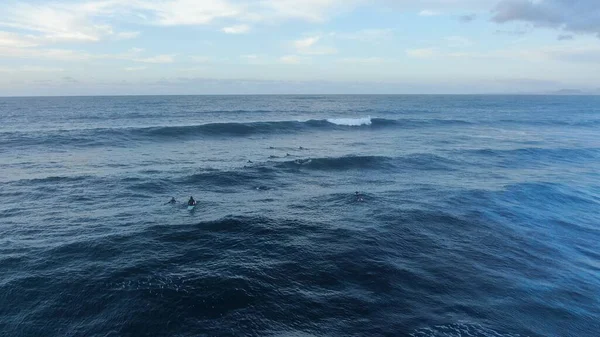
top-left (0, 0), bottom-right (599, 95)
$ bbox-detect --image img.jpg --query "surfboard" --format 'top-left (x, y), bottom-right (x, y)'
top-left (187, 204), bottom-right (196, 211)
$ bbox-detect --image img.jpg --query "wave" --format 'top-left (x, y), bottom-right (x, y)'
top-left (132, 117), bottom-right (472, 138)
top-left (5, 153), bottom-right (457, 189)
top-left (498, 119), bottom-right (600, 127)
top-left (458, 147), bottom-right (600, 166)
top-left (0, 117), bottom-right (474, 148)
top-left (274, 155), bottom-right (394, 171)
top-left (11, 175), bottom-right (94, 186)
top-left (326, 116), bottom-right (372, 126)
top-left (272, 153), bottom-right (458, 171)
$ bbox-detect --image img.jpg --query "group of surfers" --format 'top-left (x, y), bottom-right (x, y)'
top-left (167, 196), bottom-right (195, 206)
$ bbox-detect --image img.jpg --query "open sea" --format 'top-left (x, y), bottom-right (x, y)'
top-left (0, 95), bottom-right (599, 337)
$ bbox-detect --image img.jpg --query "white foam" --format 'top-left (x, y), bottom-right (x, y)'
top-left (327, 116), bottom-right (372, 126)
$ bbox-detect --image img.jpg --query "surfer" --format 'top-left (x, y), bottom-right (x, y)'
top-left (188, 196), bottom-right (196, 206)
top-left (355, 191), bottom-right (364, 202)
top-left (166, 197), bottom-right (176, 204)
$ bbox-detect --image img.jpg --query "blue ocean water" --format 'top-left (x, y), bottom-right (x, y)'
top-left (0, 95), bottom-right (598, 337)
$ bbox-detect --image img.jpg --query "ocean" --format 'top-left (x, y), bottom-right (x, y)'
top-left (0, 95), bottom-right (598, 337)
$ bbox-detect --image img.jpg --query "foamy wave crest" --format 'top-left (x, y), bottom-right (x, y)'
top-left (326, 116), bottom-right (372, 126)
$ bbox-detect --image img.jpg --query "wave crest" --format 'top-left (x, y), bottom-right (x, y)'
top-left (326, 116), bottom-right (372, 126)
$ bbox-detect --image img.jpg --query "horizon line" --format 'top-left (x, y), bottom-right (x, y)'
top-left (2, 93), bottom-right (599, 98)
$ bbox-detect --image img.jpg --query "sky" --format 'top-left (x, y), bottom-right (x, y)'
top-left (0, 0), bottom-right (599, 95)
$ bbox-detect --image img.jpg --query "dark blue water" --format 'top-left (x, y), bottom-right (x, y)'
top-left (1, 95), bottom-right (599, 337)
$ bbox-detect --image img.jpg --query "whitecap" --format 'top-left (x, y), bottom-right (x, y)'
top-left (326, 116), bottom-right (372, 126)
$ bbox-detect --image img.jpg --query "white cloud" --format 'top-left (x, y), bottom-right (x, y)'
top-left (222, 24), bottom-right (250, 34)
top-left (135, 0), bottom-right (241, 26)
top-left (115, 31), bottom-right (140, 40)
top-left (419, 10), bottom-right (440, 16)
top-left (0, 31), bottom-right (39, 48)
top-left (0, 45), bottom-right (175, 65)
top-left (335, 28), bottom-right (393, 42)
top-left (406, 48), bottom-right (436, 58)
top-left (125, 66), bottom-right (147, 71)
top-left (0, 65), bottom-right (64, 73)
top-left (448, 45), bottom-right (600, 64)
top-left (177, 66), bottom-right (208, 72)
top-left (190, 56), bottom-right (211, 63)
top-left (280, 55), bottom-right (303, 64)
top-left (445, 36), bottom-right (472, 48)
top-left (293, 35), bottom-right (337, 55)
top-left (0, 47), bottom-right (92, 61)
top-left (301, 46), bottom-right (337, 55)
top-left (294, 36), bottom-right (320, 49)
top-left (0, 2), bottom-right (125, 44)
top-left (338, 57), bottom-right (385, 64)
top-left (135, 55), bottom-right (175, 63)
top-left (258, 0), bottom-right (363, 22)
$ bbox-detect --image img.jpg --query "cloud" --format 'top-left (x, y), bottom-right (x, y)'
top-left (240, 54), bottom-right (266, 64)
top-left (0, 45), bottom-right (176, 65)
top-left (419, 10), bottom-right (440, 16)
top-left (190, 56), bottom-right (211, 63)
top-left (338, 57), bottom-right (385, 64)
top-left (458, 14), bottom-right (476, 22)
top-left (135, 55), bottom-right (175, 63)
top-left (279, 55), bottom-right (302, 64)
top-left (334, 28), bottom-right (393, 42)
top-left (222, 24), bottom-right (251, 34)
top-left (293, 35), bottom-right (337, 55)
top-left (495, 29), bottom-right (528, 36)
top-left (294, 36), bottom-right (320, 49)
top-left (258, 0), bottom-right (363, 22)
top-left (492, 0), bottom-right (600, 37)
top-left (0, 1), bottom-right (132, 44)
top-left (115, 31), bottom-right (140, 40)
top-left (406, 48), bottom-right (436, 58)
top-left (557, 34), bottom-right (574, 41)
top-left (136, 0), bottom-right (241, 26)
top-left (0, 65), bottom-right (64, 73)
top-left (445, 36), bottom-right (472, 48)
top-left (0, 46), bottom-right (91, 61)
top-left (125, 66), bottom-right (147, 71)
top-left (542, 46), bottom-right (600, 63)
top-left (0, 31), bottom-right (39, 48)
top-left (62, 76), bottom-right (79, 83)
top-left (0, 0), bottom-right (240, 49)
top-left (177, 66), bottom-right (208, 72)
top-left (447, 45), bottom-right (600, 64)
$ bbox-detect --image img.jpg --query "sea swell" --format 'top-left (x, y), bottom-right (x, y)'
top-left (3, 95), bottom-right (600, 337)
top-left (0, 117), bottom-right (475, 149)
top-left (272, 154), bottom-right (458, 171)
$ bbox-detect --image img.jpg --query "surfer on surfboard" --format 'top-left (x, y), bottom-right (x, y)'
top-left (355, 191), bottom-right (364, 202)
